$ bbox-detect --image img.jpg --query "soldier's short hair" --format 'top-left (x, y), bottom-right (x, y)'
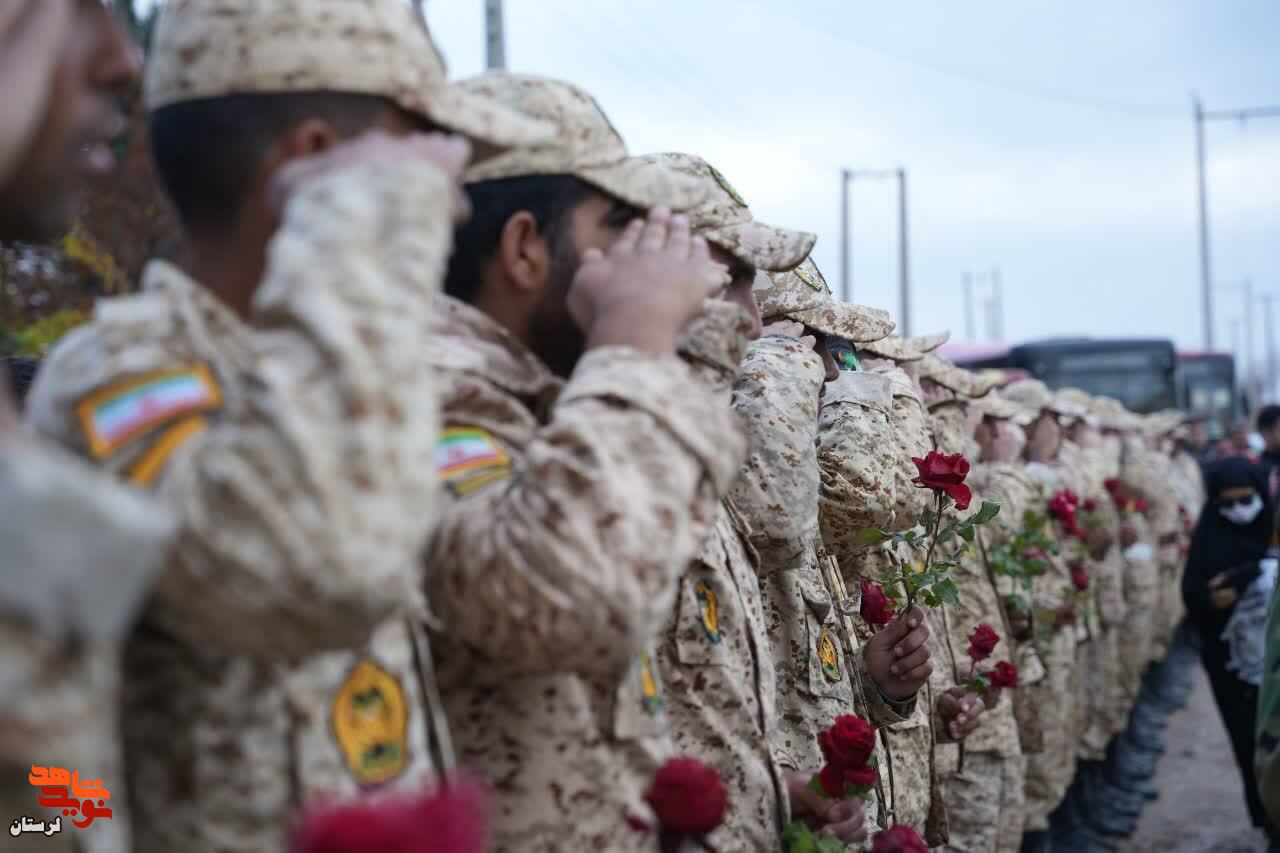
top-left (149, 91), bottom-right (430, 231)
top-left (3, 356), bottom-right (39, 406)
top-left (443, 174), bottom-right (595, 305)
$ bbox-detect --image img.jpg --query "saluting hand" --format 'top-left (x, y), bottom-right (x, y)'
top-left (569, 208), bottom-right (730, 355)
top-left (863, 605), bottom-right (932, 701)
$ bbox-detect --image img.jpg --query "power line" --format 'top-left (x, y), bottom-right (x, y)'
top-left (737, 0), bottom-right (1192, 120)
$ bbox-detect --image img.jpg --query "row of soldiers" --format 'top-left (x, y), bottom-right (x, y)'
top-left (0, 1), bottom-right (1205, 852)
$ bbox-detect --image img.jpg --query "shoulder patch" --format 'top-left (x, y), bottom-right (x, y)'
top-left (818, 624), bottom-right (843, 682)
top-left (437, 427), bottom-right (511, 497)
top-left (695, 580), bottom-right (722, 644)
top-left (75, 364), bottom-right (222, 461)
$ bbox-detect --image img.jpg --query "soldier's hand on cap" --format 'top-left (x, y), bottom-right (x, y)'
top-left (761, 319), bottom-right (816, 352)
top-left (784, 770), bottom-right (869, 844)
top-left (569, 208), bottom-right (730, 355)
top-left (938, 686), bottom-right (985, 741)
top-left (862, 605), bottom-right (932, 701)
top-left (269, 129), bottom-right (472, 222)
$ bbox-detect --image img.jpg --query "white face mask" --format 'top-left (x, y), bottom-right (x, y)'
top-left (1221, 494), bottom-right (1264, 526)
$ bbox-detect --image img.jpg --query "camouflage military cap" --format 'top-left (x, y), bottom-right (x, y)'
top-left (145, 0), bottom-right (552, 152)
top-left (1050, 388), bottom-right (1093, 425)
top-left (1142, 409), bottom-right (1186, 437)
top-left (1089, 395), bottom-right (1141, 431)
top-left (753, 257), bottom-right (893, 343)
top-left (859, 332), bottom-right (950, 363)
top-left (458, 73), bottom-right (703, 210)
top-left (917, 353), bottom-right (995, 398)
top-left (971, 394), bottom-right (1035, 425)
top-left (638, 153), bottom-right (816, 271)
top-left (1003, 378), bottom-right (1085, 419)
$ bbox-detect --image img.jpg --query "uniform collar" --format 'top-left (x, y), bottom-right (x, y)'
top-left (429, 293), bottom-right (561, 403)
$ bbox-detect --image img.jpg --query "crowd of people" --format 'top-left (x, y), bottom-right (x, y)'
top-left (0, 2), bottom-right (1228, 852)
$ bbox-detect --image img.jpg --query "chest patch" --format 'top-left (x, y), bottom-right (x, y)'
top-left (330, 658), bottom-right (409, 787)
top-left (637, 651), bottom-right (664, 717)
top-left (694, 580), bottom-right (722, 644)
top-left (437, 427), bottom-right (511, 497)
top-left (818, 625), bottom-right (843, 682)
top-left (76, 364), bottom-right (221, 460)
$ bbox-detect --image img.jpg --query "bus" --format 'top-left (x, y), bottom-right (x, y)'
top-left (1175, 350), bottom-right (1238, 435)
top-left (939, 337), bottom-right (1179, 414)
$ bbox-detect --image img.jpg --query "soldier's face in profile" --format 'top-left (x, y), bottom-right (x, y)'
top-left (529, 190), bottom-right (641, 376)
top-left (0, 0), bottom-right (139, 241)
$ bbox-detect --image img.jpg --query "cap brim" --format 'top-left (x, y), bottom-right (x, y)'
top-left (579, 157), bottom-right (708, 212)
top-left (923, 359), bottom-right (995, 398)
top-left (702, 220), bottom-right (816, 272)
top-left (787, 302), bottom-right (894, 343)
top-left (861, 331), bottom-right (950, 363)
top-left (417, 85), bottom-right (556, 158)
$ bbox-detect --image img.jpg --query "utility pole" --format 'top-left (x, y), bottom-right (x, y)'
top-left (840, 169), bottom-right (851, 303)
top-left (485, 0), bottom-right (506, 70)
top-left (1262, 293), bottom-right (1278, 403)
top-left (1194, 96), bottom-right (1213, 350)
top-left (962, 272), bottom-right (974, 340)
top-left (991, 267), bottom-right (1003, 340)
top-left (897, 168), bottom-right (911, 337)
top-left (1244, 278), bottom-right (1254, 397)
top-left (1193, 97), bottom-right (1280, 350)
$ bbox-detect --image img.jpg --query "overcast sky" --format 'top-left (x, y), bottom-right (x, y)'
top-left (422, 0), bottom-right (1279, 363)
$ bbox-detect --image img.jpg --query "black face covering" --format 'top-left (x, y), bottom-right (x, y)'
top-left (1183, 457), bottom-right (1275, 626)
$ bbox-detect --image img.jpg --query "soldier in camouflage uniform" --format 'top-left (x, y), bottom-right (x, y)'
top-left (423, 77), bottom-right (751, 851)
top-left (640, 156), bottom-right (846, 849)
top-left (840, 335), bottom-right (956, 845)
top-left (999, 380), bottom-right (1091, 847)
top-left (27, 3), bottom-right (553, 851)
top-left (730, 257), bottom-right (935, 848)
top-left (0, 5), bottom-right (176, 852)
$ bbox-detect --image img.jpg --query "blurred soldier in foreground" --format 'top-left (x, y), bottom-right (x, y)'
top-left (26, 2), bottom-right (550, 851)
top-left (0, 4), bottom-right (175, 852)
top-left (425, 75), bottom-right (744, 851)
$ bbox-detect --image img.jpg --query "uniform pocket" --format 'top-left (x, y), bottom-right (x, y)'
top-left (798, 570), bottom-right (848, 699)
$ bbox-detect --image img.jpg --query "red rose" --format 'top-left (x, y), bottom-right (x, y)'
top-left (989, 661), bottom-right (1020, 689)
top-left (1071, 569), bottom-right (1090, 592)
top-left (1063, 490), bottom-right (1080, 507)
top-left (1104, 478), bottom-right (1120, 494)
top-left (872, 824), bottom-right (929, 853)
top-left (290, 778), bottom-right (488, 853)
top-left (643, 758), bottom-right (729, 836)
top-left (859, 578), bottom-right (896, 627)
top-left (966, 623), bottom-right (1000, 662)
top-left (1134, 498), bottom-right (1150, 515)
top-left (1083, 499), bottom-right (1099, 512)
top-left (910, 451), bottom-right (973, 509)
top-left (818, 714), bottom-right (877, 770)
top-left (817, 760), bottom-right (879, 798)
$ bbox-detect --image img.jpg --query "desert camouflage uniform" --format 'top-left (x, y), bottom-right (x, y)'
top-left (1114, 432), bottom-right (1163, 688)
top-left (836, 361), bottom-right (936, 841)
top-left (650, 302), bottom-right (790, 850)
top-left (928, 408), bottom-right (1033, 853)
top-left (425, 293), bottom-right (746, 851)
top-left (732, 336), bottom-right (913, 846)
top-left (28, 156), bottom-right (459, 853)
top-left (1018, 457), bottom-right (1084, 831)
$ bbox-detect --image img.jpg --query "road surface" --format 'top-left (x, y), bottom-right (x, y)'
top-left (1124, 665), bottom-right (1269, 852)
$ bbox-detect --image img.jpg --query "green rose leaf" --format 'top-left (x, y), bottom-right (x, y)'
top-left (858, 528), bottom-right (890, 546)
top-left (972, 501), bottom-right (1001, 525)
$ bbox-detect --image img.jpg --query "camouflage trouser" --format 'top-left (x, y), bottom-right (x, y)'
top-left (1119, 559), bottom-right (1159, 705)
top-left (942, 752), bottom-right (1025, 853)
top-left (1081, 627), bottom-right (1126, 760)
top-left (878, 707), bottom-right (934, 838)
top-left (1023, 631), bottom-right (1079, 830)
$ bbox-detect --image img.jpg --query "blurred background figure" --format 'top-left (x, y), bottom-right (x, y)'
top-left (1183, 457), bottom-right (1279, 845)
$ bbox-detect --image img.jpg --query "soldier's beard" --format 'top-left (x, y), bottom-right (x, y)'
top-left (529, 234), bottom-right (585, 379)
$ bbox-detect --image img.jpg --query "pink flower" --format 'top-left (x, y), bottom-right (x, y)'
top-left (290, 778), bottom-right (488, 853)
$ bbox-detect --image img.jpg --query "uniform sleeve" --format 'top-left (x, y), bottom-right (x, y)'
top-left (816, 371), bottom-right (898, 562)
top-left (872, 365), bottom-right (933, 532)
top-left (970, 463), bottom-right (1034, 548)
top-left (27, 158), bottom-right (456, 658)
top-left (1257, 591), bottom-right (1280, 827)
top-left (728, 336), bottom-right (825, 566)
top-left (427, 348), bottom-right (748, 677)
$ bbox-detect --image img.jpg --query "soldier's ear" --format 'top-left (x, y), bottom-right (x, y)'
top-left (496, 210), bottom-right (552, 297)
